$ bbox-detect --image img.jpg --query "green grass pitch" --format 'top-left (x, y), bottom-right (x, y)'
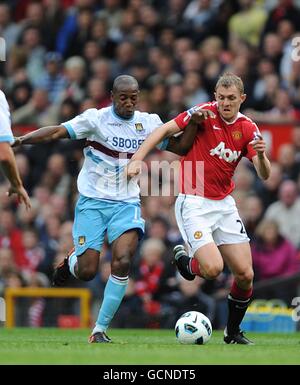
top-left (0, 328), bottom-right (299, 365)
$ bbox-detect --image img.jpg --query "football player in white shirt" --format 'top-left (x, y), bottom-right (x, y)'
top-left (0, 90), bottom-right (30, 209)
top-left (13, 75), bottom-right (197, 342)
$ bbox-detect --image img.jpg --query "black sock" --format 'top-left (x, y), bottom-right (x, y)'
top-left (174, 247), bottom-right (193, 274)
top-left (227, 294), bottom-right (251, 335)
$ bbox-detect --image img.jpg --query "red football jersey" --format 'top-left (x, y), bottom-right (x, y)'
top-left (174, 102), bottom-right (260, 200)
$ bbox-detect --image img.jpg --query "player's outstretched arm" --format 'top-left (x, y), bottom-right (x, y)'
top-left (0, 142), bottom-right (31, 209)
top-left (135, 119), bottom-right (181, 160)
top-left (166, 108), bottom-right (215, 155)
top-left (13, 125), bottom-right (70, 146)
top-left (166, 120), bottom-right (198, 156)
top-left (126, 108), bottom-right (214, 178)
top-left (126, 120), bottom-right (181, 178)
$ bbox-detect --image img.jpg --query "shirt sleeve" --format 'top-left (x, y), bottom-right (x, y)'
top-left (148, 113), bottom-right (163, 133)
top-left (148, 113), bottom-right (168, 151)
top-left (0, 108), bottom-right (13, 144)
top-left (174, 106), bottom-right (201, 130)
top-left (62, 108), bottom-right (98, 140)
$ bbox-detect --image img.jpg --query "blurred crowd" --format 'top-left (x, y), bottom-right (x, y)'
top-left (1, 0), bottom-right (300, 329)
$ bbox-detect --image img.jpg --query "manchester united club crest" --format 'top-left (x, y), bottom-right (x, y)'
top-left (194, 231), bottom-right (202, 239)
top-left (135, 123), bottom-right (144, 132)
top-left (232, 130), bottom-right (242, 140)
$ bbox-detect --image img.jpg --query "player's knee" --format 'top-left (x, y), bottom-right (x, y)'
top-left (111, 252), bottom-right (132, 275)
top-left (77, 266), bottom-right (97, 281)
top-left (235, 268), bottom-right (254, 286)
top-left (202, 263), bottom-right (223, 280)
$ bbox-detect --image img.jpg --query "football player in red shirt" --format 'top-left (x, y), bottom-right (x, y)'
top-left (126, 73), bottom-right (271, 344)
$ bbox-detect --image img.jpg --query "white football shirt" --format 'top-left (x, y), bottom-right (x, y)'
top-left (63, 106), bottom-right (164, 202)
top-left (0, 90), bottom-right (13, 144)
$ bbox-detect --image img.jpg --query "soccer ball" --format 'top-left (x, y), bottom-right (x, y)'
top-left (175, 311), bottom-right (212, 345)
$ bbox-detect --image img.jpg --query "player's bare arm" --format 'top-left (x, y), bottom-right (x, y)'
top-left (13, 125), bottom-right (69, 146)
top-left (167, 109), bottom-right (216, 156)
top-left (250, 134), bottom-right (271, 180)
top-left (0, 142), bottom-right (31, 209)
top-left (125, 119), bottom-right (180, 178)
top-left (166, 121), bottom-right (198, 156)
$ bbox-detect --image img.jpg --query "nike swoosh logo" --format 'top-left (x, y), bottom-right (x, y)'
top-left (213, 125), bottom-right (222, 130)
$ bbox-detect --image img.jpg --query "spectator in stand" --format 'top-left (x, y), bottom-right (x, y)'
top-left (292, 126), bottom-right (300, 162)
top-left (11, 88), bottom-right (59, 126)
top-left (40, 153), bottom-right (72, 197)
top-left (0, 210), bottom-right (26, 269)
top-left (10, 81), bottom-right (33, 110)
top-left (62, 56), bottom-right (86, 103)
top-left (256, 162), bottom-right (283, 209)
top-left (261, 33), bottom-right (283, 74)
top-left (228, 0), bottom-right (267, 48)
top-left (0, 247), bottom-right (16, 284)
top-left (246, 88), bottom-right (300, 123)
top-left (147, 54), bottom-right (182, 88)
top-left (134, 238), bottom-right (166, 324)
top-left (160, 0), bottom-right (189, 33)
top-left (21, 228), bottom-right (45, 277)
top-left (277, 143), bottom-right (300, 181)
top-left (183, 72), bottom-right (209, 108)
top-left (64, 6), bottom-right (94, 58)
top-left (252, 219), bottom-right (300, 281)
top-left (38, 52), bottom-right (67, 104)
top-left (148, 83), bottom-right (169, 122)
top-left (58, 98), bottom-right (79, 123)
top-left (252, 61), bottom-right (278, 111)
top-left (183, 0), bottom-right (219, 42)
top-left (96, 0), bottom-right (123, 38)
top-left (262, 0), bottom-right (300, 37)
top-left (18, 26), bottom-right (46, 87)
top-left (110, 41), bottom-right (136, 78)
top-left (241, 195), bottom-right (264, 241)
top-left (162, 275), bottom-right (216, 328)
top-left (86, 78), bottom-right (111, 109)
top-left (167, 83), bottom-right (188, 120)
top-left (265, 180), bottom-right (300, 249)
top-left (251, 219), bottom-right (300, 303)
top-left (0, 3), bottom-right (21, 53)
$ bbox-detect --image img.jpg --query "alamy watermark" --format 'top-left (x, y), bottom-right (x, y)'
top-left (291, 297), bottom-right (300, 322)
top-left (93, 158), bottom-right (205, 197)
top-left (0, 297), bottom-right (5, 322)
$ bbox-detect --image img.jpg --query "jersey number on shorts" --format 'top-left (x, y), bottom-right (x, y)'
top-left (236, 219), bottom-right (245, 234)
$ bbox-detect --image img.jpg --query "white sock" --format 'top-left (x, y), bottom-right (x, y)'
top-left (68, 250), bottom-right (78, 278)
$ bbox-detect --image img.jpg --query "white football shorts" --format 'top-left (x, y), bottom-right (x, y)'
top-left (175, 193), bottom-right (249, 257)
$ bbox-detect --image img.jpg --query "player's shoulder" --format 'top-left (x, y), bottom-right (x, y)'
top-left (191, 101), bottom-right (217, 113)
top-left (237, 112), bottom-right (259, 130)
top-left (81, 107), bottom-right (110, 121)
top-left (135, 110), bottom-right (162, 123)
top-left (0, 89), bottom-right (6, 101)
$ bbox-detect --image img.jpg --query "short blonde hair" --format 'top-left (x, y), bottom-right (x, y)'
top-left (215, 72), bottom-right (244, 94)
